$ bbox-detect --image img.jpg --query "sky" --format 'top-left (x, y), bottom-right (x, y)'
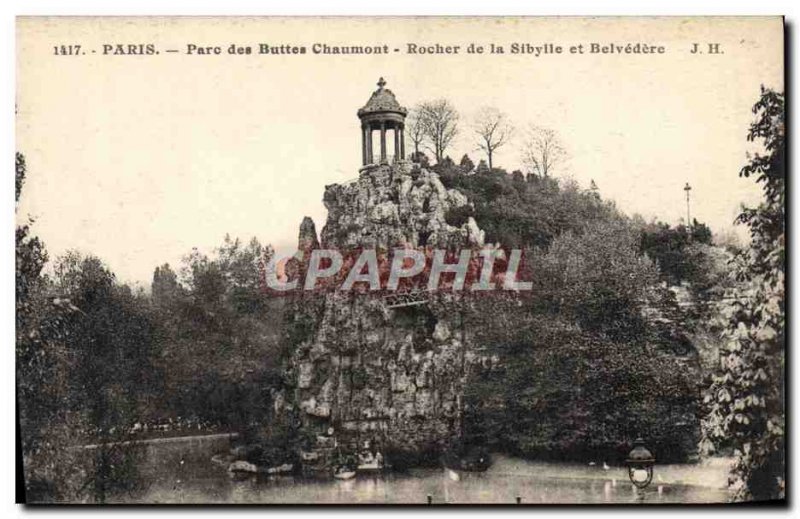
top-left (16, 16), bottom-right (784, 287)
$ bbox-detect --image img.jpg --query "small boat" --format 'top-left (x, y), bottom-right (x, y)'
top-left (227, 460), bottom-right (259, 473)
top-left (446, 467), bottom-right (461, 481)
top-left (357, 451), bottom-right (384, 472)
top-left (332, 446), bottom-right (358, 479)
top-left (265, 463), bottom-right (294, 475)
top-left (333, 467), bottom-right (356, 480)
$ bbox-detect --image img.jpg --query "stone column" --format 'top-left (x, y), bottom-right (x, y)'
top-left (366, 126), bottom-right (373, 164)
top-left (400, 125), bottom-right (405, 159)
top-left (361, 125), bottom-right (368, 165)
top-left (380, 121), bottom-right (387, 163)
top-left (394, 126), bottom-right (400, 161)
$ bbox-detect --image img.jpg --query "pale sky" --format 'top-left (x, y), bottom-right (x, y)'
top-left (16, 17), bottom-right (784, 287)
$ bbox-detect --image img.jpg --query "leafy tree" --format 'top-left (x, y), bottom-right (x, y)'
top-left (16, 153), bottom-right (84, 502)
top-left (155, 236), bottom-right (283, 436)
top-left (152, 263), bottom-right (181, 307)
top-left (702, 87), bottom-right (785, 501)
top-left (640, 220), bottom-right (713, 287)
top-left (52, 252), bottom-right (158, 501)
top-left (531, 218), bottom-right (659, 341)
top-left (17, 154), bottom-right (152, 502)
top-left (458, 154), bottom-right (475, 173)
top-left (464, 295), bottom-right (698, 462)
top-left (691, 219), bottom-right (713, 244)
top-left (410, 150), bottom-right (430, 167)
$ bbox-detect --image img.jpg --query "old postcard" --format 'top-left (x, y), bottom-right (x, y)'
top-left (15, 16), bottom-right (785, 505)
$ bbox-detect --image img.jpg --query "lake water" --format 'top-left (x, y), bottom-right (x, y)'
top-left (110, 435), bottom-right (732, 504)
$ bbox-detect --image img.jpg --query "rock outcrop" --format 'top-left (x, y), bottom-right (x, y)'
top-left (321, 161), bottom-right (484, 249)
top-left (274, 161), bottom-right (486, 473)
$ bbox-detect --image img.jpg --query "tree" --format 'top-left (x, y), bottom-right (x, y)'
top-left (461, 219), bottom-right (699, 462)
top-left (406, 108), bottom-right (426, 159)
top-left (532, 217), bottom-right (660, 340)
top-left (152, 263), bottom-right (180, 307)
top-left (691, 219), bottom-right (713, 244)
top-left (52, 251), bottom-right (158, 501)
top-left (17, 153), bottom-right (154, 502)
top-left (702, 87), bottom-right (785, 501)
top-left (157, 236), bottom-right (282, 433)
top-left (464, 310), bottom-right (700, 463)
top-left (640, 221), bottom-right (713, 286)
top-left (473, 106), bottom-right (513, 170)
top-left (418, 98), bottom-right (459, 163)
top-left (459, 154), bottom-right (475, 173)
top-left (16, 153), bottom-right (85, 502)
top-left (522, 125), bottom-right (567, 178)
top-left (434, 152), bottom-right (702, 461)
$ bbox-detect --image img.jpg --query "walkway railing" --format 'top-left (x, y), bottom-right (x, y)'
top-left (383, 288), bottom-right (430, 309)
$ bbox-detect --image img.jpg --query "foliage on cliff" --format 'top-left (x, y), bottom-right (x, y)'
top-left (437, 165), bottom-right (618, 250)
top-left (434, 159), bottom-right (701, 462)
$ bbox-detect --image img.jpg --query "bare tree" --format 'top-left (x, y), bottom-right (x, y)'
top-left (406, 109), bottom-right (426, 160)
top-left (418, 99), bottom-right (459, 163)
top-left (473, 107), bottom-right (514, 170)
top-left (522, 125), bottom-right (567, 178)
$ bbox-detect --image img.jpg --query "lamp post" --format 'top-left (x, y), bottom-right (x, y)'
top-left (683, 182), bottom-right (692, 228)
top-left (625, 438), bottom-right (655, 489)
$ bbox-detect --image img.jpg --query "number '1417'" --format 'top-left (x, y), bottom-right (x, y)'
top-left (54, 45), bottom-right (81, 56)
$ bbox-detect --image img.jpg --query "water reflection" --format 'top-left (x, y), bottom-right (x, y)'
top-left (111, 436), bottom-right (731, 504)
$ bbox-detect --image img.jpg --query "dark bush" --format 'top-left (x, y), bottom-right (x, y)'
top-left (464, 315), bottom-right (700, 463)
top-left (444, 205), bottom-right (475, 227)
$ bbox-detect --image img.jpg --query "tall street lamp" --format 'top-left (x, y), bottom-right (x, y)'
top-left (683, 182), bottom-right (692, 228)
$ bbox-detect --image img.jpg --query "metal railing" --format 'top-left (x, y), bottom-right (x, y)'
top-left (383, 287), bottom-right (430, 309)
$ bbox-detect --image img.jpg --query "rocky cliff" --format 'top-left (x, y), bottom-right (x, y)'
top-left (274, 161), bottom-right (486, 472)
top-left (321, 161), bottom-right (484, 249)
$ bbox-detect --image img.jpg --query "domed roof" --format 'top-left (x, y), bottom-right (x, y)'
top-left (358, 77), bottom-right (408, 118)
top-left (626, 438), bottom-right (655, 463)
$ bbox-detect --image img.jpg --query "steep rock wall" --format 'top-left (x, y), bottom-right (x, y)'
top-left (275, 161), bottom-right (485, 472)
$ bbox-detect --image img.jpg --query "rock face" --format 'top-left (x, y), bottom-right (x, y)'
top-left (275, 161), bottom-right (485, 472)
top-left (321, 162), bottom-right (484, 249)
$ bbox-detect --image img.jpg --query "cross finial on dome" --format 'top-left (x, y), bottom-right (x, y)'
top-left (377, 77), bottom-right (386, 89)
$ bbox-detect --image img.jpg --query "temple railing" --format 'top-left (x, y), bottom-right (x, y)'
top-left (363, 154), bottom-right (407, 167)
